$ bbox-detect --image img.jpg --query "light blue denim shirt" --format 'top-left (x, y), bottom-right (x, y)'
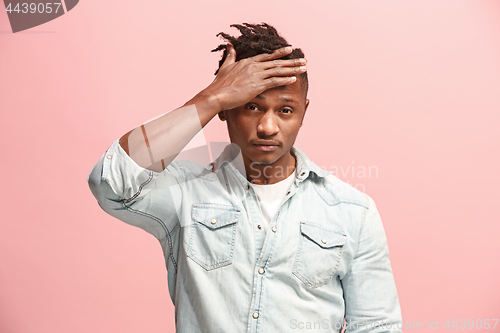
top-left (87, 138), bottom-right (403, 333)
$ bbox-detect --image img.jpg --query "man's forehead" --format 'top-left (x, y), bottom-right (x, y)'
top-left (254, 94), bottom-right (300, 106)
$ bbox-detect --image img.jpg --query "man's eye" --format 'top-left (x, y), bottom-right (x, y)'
top-left (247, 105), bottom-right (259, 111)
top-left (281, 108), bottom-right (293, 114)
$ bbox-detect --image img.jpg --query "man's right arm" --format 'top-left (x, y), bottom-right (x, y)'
top-left (117, 93), bottom-right (221, 173)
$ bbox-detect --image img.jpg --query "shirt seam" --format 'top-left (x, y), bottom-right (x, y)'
top-left (121, 199), bottom-right (179, 272)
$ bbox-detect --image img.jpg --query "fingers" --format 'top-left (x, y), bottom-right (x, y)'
top-left (219, 43), bottom-right (236, 71)
top-left (264, 58), bottom-right (306, 70)
top-left (264, 64), bottom-right (307, 78)
top-left (260, 57), bottom-right (307, 78)
top-left (262, 76), bottom-right (298, 90)
top-left (258, 58), bottom-right (306, 79)
top-left (253, 46), bottom-right (293, 62)
top-left (253, 47), bottom-right (306, 77)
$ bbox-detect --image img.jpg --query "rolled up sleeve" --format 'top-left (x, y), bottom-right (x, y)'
top-left (87, 138), bottom-right (182, 241)
top-left (341, 196), bottom-right (403, 333)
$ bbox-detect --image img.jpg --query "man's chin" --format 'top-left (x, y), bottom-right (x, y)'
top-left (252, 160), bottom-right (275, 166)
top-left (247, 153), bottom-right (279, 166)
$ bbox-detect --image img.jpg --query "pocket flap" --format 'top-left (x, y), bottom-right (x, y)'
top-left (300, 222), bottom-right (346, 248)
top-left (192, 204), bottom-right (240, 229)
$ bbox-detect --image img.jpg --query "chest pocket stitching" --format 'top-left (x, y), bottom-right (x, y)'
top-left (188, 204), bottom-right (240, 270)
top-left (192, 206), bottom-right (239, 229)
top-left (300, 222), bottom-right (347, 248)
top-left (293, 221), bottom-right (346, 288)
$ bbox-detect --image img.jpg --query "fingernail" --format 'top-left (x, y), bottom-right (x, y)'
top-left (285, 46), bottom-right (292, 53)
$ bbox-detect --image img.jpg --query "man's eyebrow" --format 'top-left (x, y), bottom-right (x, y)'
top-left (255, 94), bottom-right (300, 105)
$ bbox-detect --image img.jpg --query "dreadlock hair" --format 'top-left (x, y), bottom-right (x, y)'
top-left (211, 22), bottom-right (308, 99)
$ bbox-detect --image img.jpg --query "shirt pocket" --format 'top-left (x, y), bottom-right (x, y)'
top-left (292, 221), bottom-right (347, 288)
top-left (187, 203), bottom-right (240, 270)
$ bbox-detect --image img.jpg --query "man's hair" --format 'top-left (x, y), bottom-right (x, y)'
top-left (211, 22), bottom-right (308, 98)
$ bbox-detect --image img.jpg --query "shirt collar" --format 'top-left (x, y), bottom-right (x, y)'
top-left (207, 143), bottom-right (331, 187)
top-left (291, 145), bottom-right (332, 181)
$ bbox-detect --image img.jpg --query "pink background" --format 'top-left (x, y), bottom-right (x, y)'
top-left (1, 0), bottom-right (499, 332)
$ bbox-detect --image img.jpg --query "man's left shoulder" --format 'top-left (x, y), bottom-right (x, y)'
top-left (315, 173), bottom-right (371, 209)
top-left (294, 146), bottom-right (371, 208)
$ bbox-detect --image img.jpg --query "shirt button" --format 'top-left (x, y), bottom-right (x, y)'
top-left (257, 225), bottom-right (262, 230)
top-left (252, 312), bottom-right (259, 319)
top-left (271, 226), bottom-right (277, 233)
top-left (286, 191), bottom-right (290, 195)
top-left (258, 268), bottom-right (265, 274)
top-left (211, 219), bottom-right (217, 224)
top-left (106, 155), bottom-right (112, 159)
top-left (300, 172), bottom-right (305, 176)
top-left (321, 239), bottom-right (327, 244)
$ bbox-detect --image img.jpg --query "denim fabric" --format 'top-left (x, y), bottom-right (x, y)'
top-left (87, 138), bottom-right (403, 333)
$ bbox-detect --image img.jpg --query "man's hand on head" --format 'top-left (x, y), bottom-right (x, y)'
top-left (202, 44), bottom-right (307, 112)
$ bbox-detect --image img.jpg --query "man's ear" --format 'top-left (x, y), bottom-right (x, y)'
top-left (218, 110), bottom-right (226, 121)
top-left (300, 99), bottom-right (310, 127)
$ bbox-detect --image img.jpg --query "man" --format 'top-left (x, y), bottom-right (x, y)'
top-left (88, 22), bottom-right (403, 332)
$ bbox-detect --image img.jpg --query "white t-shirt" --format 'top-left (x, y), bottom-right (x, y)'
top-left (251, 170), bottom-right (296, 234)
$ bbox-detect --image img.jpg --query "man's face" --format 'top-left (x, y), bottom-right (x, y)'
top-left (218, 79), bottom-right (309, 167)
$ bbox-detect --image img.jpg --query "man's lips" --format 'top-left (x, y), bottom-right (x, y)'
top-left (252, 141), bottom-right (280, 151)
top-left (252, 140), bottom-right (280, 146)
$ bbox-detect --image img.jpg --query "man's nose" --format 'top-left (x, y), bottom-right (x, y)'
top-left (257, 111), bottom-right (279, 137)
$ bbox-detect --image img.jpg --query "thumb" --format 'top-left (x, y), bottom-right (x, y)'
top-left (219, 43), bottom-right (235, 71)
